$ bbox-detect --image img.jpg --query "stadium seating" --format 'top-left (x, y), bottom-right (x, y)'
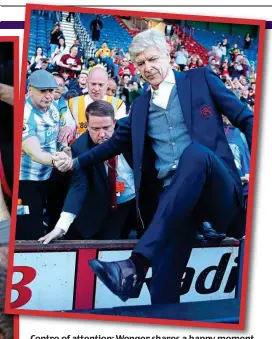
top-left (28, 11), bottom-right (258, 71)
top-left (174, 25), bottom-right (210, 65)
top-left (183, 26), bottom-right (258, 67)
top-left (28, 14), bottom-right (54, 60)
top-left (114, 16), bottom-right (139, 37)
top-left (79, 13), bottom-right (133, 53)
top-left (74, 13), bottom-right (97, 59)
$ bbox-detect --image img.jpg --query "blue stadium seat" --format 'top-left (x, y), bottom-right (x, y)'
top-left (28, 12), bottom-right (55, 60)
top-left (79, 13), bottom-right (133, 53)
top-left (182, 25), bottom-right (258, 68)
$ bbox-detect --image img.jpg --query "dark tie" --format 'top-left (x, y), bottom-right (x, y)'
top-left (107, 157), bottom-right (118, 210)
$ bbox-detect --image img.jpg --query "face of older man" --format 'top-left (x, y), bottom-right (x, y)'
top-left (87, 68), bottom-right (108, 100)
top-left (107, 80), bottom-right (117, 96)
top-left (28, 87), bottom-right (55, 112)
top-left (53, 76), bottom-right (65, 100)
top-left (134, 46), bottom-right (170, 89)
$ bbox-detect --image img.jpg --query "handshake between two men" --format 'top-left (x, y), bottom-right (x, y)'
top-left (52, 150), bottom-right (74, 172)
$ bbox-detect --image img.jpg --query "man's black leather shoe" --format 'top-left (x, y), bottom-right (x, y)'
top-left (89, 258), bottom-right (146, 302)
top-left (200, 222), bottom-right (226, 240)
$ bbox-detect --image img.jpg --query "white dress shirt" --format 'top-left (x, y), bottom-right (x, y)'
top-left (150, 68), bottom-right (176, 109)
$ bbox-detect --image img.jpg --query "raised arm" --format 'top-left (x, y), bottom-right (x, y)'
top-left (54, 115), bottom-right (132, 172)
top-left (23, 116), bottom-right (71, 168)
top-left (77, 115), bottom-right (132, 168)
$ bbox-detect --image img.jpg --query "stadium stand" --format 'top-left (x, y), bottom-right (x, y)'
top-left (27, 11), bottom-right (259, 74)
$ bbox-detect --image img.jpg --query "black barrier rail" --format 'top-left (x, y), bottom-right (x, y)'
top-left (15, 238), bottom-right (240, 252)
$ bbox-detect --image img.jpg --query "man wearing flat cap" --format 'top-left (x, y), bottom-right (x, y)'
top-left (16, 70), bottom-right (70, 240)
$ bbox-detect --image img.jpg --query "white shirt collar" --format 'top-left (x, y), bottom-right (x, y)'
top-left (150, 68), bottom-right (176, 96)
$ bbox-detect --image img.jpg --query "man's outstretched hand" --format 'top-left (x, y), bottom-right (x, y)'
top-left (52, 152), bottom-right (74, 172)
top-left (38, 227), bottom-right (64, 244)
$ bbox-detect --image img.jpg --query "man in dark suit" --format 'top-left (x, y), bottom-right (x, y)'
top-left (39, 100), bottom-right (141, 244)
top-left (54, 30), bottom-right (253, 304)
top-left (90, 15), bottom-right (103, 42)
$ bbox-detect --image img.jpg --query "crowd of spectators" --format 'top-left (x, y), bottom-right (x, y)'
top-left (166, 31), bottom-right (256, 112)
top-left (20, 13), bottom-right (256, 241)
top-left (27, 17), bottom-right (257, 115)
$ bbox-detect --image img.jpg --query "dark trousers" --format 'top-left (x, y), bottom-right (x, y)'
top-left (16, 171), bottom-right (70, 240)
top-left (65, 198), bottom-right (139, 240)
top-left (47, 169), bottom-right (70, 232)
top-left (97, 198), bottom-right (139, 240)
top-left (134, 143), bottom-right (245, 304)
top-left (16, 180), bottom-right (48, 240)
top-left (92, 30), bottom-right (100, 42)
top-left (178, 64), bottom-right (187, 71)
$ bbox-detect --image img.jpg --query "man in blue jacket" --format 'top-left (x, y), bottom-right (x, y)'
top-left (54, 30), bottom-right (253, 304)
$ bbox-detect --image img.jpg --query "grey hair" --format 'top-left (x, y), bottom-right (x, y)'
top-left (129, 30), bottom-right (169, 63)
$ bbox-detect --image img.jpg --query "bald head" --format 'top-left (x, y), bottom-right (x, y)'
top-left (88, 67), bottom-right (109, 101)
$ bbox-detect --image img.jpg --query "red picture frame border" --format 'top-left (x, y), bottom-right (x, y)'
top-left (0, 35), bottom-right (20, 339)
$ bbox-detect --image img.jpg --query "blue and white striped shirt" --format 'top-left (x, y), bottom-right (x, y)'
top-left (20, 97), bottom-right (62, 181)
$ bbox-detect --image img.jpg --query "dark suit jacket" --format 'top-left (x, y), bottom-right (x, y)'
top-left (78, 67), bottom-right (253, 216)
top-left (63, 131), bottom-right (136, 239)
top-left (90, 19), bottom-right (103, 33)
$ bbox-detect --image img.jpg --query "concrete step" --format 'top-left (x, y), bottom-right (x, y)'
top-left (61, 23), bottom-right (74, 29)
top-left (59, 11), bottom-right (77, 48)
